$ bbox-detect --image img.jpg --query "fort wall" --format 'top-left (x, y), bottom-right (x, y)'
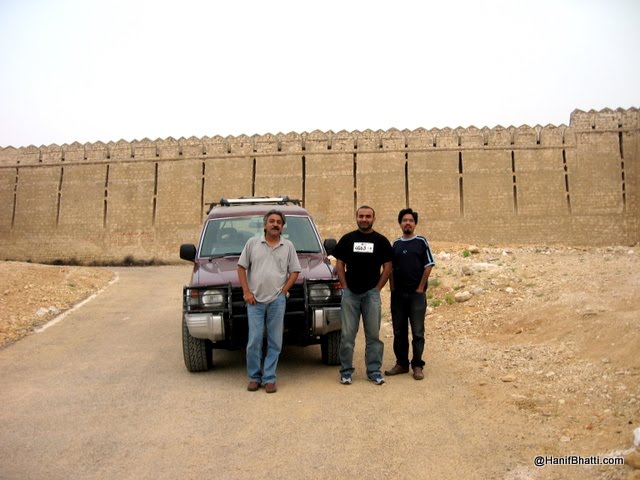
top-left (0, 108), bottom-right (637, 263)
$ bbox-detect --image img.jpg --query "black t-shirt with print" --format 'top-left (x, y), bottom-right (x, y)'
top-left (334, 230), bottom-right (392, 294)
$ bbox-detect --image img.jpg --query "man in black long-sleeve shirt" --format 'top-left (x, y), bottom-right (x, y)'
top-left (385, 208), bottom-right (435, 381)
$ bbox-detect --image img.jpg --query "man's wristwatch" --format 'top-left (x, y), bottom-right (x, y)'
top-left (285, 292), bottom-right (290, 299)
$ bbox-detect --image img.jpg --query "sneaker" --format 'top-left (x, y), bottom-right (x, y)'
top-left (384, 364), bottom-right (410, 376)
top-left (340, 373), bottom-right (353, 385)
top-left (368, 373), bottom-right (386, 385)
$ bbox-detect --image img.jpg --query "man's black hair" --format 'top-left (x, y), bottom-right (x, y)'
top-left (356, 205), bottom-right (376, 217)
top-left (263, 209), bottom-right (286, 225)
top-left (398, 208), bottom-right (418, 224)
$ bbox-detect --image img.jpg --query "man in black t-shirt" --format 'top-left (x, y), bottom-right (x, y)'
top-left (333, 205), bottom-right (392, 385)
top-left (385, 208), bottom-right (435, 380)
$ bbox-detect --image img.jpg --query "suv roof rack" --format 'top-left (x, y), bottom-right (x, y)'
top-left (208, 196), bottom-right (302, 212)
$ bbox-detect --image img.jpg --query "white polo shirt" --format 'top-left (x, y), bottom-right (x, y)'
top-left (238, 234), bottom-right (302, 304)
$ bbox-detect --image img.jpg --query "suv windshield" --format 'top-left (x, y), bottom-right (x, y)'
top-left (199, 215), bottom-right (322, 258)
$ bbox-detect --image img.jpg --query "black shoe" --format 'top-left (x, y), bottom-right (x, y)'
top-left (384, 364), bottom-right (410, 376)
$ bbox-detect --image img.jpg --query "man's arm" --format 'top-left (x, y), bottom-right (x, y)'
top-left (418, 238), bottom-right (435, 292)
top-left (281, 272), bottom-right (299, 297)
top-left (376, 261), bottom-right (392, 291)
top-left (237, 265), bottom-right (256, 304)
top-left (336, 259), bottom-right (348, 290)
top-left (417, 265), bottom-right (433, 292)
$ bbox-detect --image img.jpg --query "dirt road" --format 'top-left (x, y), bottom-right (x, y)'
top-left (0, 246), bottom-right (638, 479)
top-left (0, 265), bottom-right (513, 479)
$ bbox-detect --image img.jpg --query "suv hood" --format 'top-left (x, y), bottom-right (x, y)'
top-left (192, 254), bottom-right (334, 286)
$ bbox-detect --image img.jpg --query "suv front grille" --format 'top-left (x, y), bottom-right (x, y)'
top-left (230, 284), bottom-right (306, 316)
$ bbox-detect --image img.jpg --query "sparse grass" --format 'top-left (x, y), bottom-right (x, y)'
top-left (44, 257), bottom-right (171, 267)
top-left (429, 299), bottom-right (442, 308)
top-left (462, 249), bottom-right (471, 258)
top-left (51, 258), bottom-right (81, 266)
top-left (445, 293), bottom-right (455, 305)
top-left (429, 278), bottom-right (441, 288)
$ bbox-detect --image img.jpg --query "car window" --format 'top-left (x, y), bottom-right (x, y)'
top-left (199, 215), bottom-right (321, 257)
top-left (283, 216), bottom-right (321, 252)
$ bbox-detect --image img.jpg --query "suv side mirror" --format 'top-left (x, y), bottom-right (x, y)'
top-left (323, 238), bottom-right (337, 256)
top-left (180, 244), bottom-right (197, 262)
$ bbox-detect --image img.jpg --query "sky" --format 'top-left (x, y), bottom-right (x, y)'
top-left (0, 0), bottom-right (639, 148)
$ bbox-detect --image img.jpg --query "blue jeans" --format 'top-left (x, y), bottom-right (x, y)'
top-left (246, 294), bottom-right (286, 384)
top-left (390, 290), bottom-right (426, 368)
top-left (339, 288), bottom-right (383, 377)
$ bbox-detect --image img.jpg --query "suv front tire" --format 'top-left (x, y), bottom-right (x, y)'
top-left (321, 330), bottom-right (341, 366)
top-left (182, 316), bottom-right (212, 372)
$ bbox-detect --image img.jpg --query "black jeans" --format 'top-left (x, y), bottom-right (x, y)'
top-left (390, 290), bottom-right (426, 368)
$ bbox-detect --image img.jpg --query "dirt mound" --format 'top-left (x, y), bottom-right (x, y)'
top-left (0, 262), bottom-right (114, 346)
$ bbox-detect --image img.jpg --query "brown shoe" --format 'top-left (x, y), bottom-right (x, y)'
top-left (247, 381), bottom-right (260, 392)
top-left (264, 383), bottom-right (277, 394)
top-left (412, 367), bottom-right (425, 380)
top-left (384, 364), bottom-right (410, 376)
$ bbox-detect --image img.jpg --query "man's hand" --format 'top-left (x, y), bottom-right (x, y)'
top-left (243, 292), bottom-right (256, 304)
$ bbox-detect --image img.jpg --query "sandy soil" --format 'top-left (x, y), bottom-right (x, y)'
top-left (1, 244), bottom-right (639, 479)
top-left (415, 244), bottom-right (640, 479)
top-left (0, 262), bottom-right (115, 346)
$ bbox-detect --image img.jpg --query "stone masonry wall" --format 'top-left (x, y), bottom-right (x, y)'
top-left (0, 108), bottom-right (637, 264)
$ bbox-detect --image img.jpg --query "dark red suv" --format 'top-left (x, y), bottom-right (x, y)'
top-left (179, 196), bottom-right (342, 372)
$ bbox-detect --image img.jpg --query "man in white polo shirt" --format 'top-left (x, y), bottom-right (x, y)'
top-left (238, 210), bottom-right (301, 394)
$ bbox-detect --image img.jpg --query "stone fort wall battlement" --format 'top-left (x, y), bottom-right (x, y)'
top-left (0, 107), bottom-right (638, 263)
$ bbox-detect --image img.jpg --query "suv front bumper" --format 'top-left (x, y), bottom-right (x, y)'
top-left (183, 312), bottom-right (225, 342)
top-left (312, 307), bottom-right (341, 335)
top-left (183, 281), bottom-right (342, 344)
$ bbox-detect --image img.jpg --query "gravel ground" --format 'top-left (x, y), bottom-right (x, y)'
top-left (1, 243), bottom-right (639, 479)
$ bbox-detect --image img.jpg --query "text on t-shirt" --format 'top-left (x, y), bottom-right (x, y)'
top-left (353, 242), bottom-right (374, 253)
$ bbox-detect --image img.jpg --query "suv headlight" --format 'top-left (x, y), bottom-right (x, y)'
top-left (309, 284), bottom-right (331, 301)
top-left (187, 288), bottom-right (226, 308)
top-left (202, 289), bottom-right (225, 307)
top-left (308, 282), bottom-right (342, 301)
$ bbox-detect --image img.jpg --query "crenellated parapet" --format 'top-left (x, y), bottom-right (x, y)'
top-left (570, 107), bottom-right (639, 130)
top-left (3, 107), bottom-right (636, 167)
